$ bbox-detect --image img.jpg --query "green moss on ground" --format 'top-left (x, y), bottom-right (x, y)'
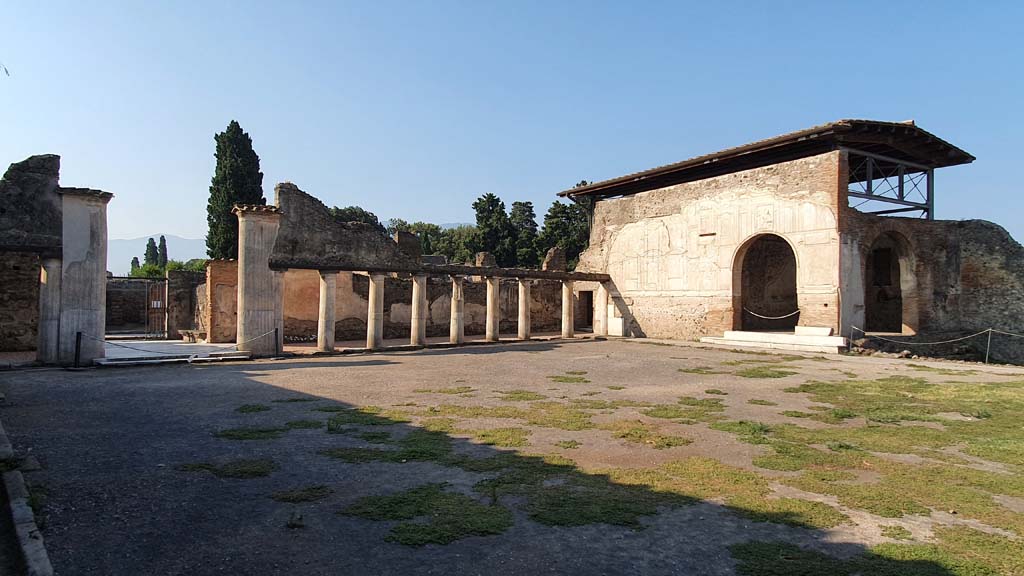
top-left (736, 367), bottom-right (798, 379)
top-left (340, 483), bottom-right (513, 546)
top-left (236, 404), bottom-right (271, 413)
top-left (496, 390), bottom-right (548, 401)
top-left (465, 427), bottom-right (531, 448)
top-left (748, 399), bottom-right (778, 406)
top-left (177, 458), bottom-right (277, 478)
top-left (555, 440), bottom-right (581, 449)
top-left (214, 427), bottom-right (287, 440)
top-left (600, 420), bottom-right (692, 449)
top-left (271, 485), bottom-right (333, 503)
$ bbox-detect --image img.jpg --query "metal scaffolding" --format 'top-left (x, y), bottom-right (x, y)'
top-left (844, 147), bottom-right (935, 220)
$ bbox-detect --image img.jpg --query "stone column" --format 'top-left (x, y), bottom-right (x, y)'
top-left (317, 271), bottom-right (337, 352)
top-left (411, 274), bottom-right (428, 346)
top-left (37, 257), bottom-right (62, 364)
top-left (449, 276), bottom-right (464, 344)
top-left (561, 280), bottom-right (575, 339)
top-left (517, 279), bottom-right (531, 340)
top-left (58, 189), bottom-right (113, 365)
top-left (234, 205), bottom-right (282, 357)
top-left (595, 282), bottom-right (610, 337)
top-left (273, 270), bottom-right (285, 355)
top-left (366, 273), bottom-right (385, 349)
top-left (485, 276), bottom-right (500, 342)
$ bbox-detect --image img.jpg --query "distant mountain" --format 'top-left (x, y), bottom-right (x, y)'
top-left (108, 234), bottom-right (207, 276)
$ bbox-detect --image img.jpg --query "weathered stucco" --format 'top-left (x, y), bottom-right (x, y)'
top-left (579, 152), bottom-right (843, 339)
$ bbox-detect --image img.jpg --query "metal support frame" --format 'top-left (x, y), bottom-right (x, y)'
top-left (842, 147), bottom-right (934, 220)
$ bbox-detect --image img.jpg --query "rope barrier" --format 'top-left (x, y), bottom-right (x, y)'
top-left (742, 307), bottom-right (801, 320)
top-left (850, 326), bottom-right (992, 347)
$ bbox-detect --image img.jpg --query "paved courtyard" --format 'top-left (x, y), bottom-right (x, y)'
top-left (1, 339), bottom-right (1022, 575)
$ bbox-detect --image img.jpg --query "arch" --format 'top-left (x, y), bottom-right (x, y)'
top-left (864, 230), bottom-right (917, 334)
top-left (731, 233), bottom-right (799, 331)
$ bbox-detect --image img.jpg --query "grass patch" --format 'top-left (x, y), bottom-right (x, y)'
top-left (679, 367), bottom-right (725, 375)
top-left (705, 388), bottom-right (728, 395)
top-left (214, 427), bottom-right (287, 440)
top-left (357, 431), bottom-right (393, 443)
top-left (466, 427), bottom-right (531, 448)
top-left (565, 370), bottom-right (588, 376)
top-left (548, 374), bottom-right (591, 384)
top-left (284, 419), bottom-right (324, 429)
top-left (414, 386), bottom-right (476, 394)
top-left (271, 397), bottom-right (316, 403)
top-left (736, 367), bottom-right (798, 379)
top-left (881, 525), bottom-right (913, 540)
top-left (601, 420), bottom-right (691, 449)
top-left (236, 403), bottom-right (271, 413)
top-left (607, 385), bottom-right (626, 390)
top-left (177, 458), bottom-right (277, 479)
top-left (731, 527), bottom-right (1024, 576)
top-left (340, 483), bottom-right (513, 546)
top-left (908, 363), bottom-right (978, 376)
top-left (271, 485), bottom-right (333, 503)
top-left (748, 399), bottom-right (778, 406)
top-left (496, 390), bottom-right (548, 401)
top-left (324, 406), bottom-right (411, 430)
top-left (555, 440), bottom-right (580, 449)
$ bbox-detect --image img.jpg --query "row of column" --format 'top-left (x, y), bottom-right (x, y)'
top-left (314, 273), bottom-right (610, 352)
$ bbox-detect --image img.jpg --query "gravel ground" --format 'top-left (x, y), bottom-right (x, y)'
top-left (0, 339), bottom-right (1018, 576)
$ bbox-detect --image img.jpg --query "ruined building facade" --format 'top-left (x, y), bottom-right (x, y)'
top-left (566, 120), bottom-right (1024, 362)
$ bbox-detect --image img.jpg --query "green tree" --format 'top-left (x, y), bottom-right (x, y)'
top-left (434, 225), bottom-right (480, 264)
top-left (130, 262), bottom-right (164, 278)
top-left (472, 193), bottom-right (515, 266)
top-left (409, 222), bottom-right (443, 255)
top-left (330, 206), bottom-right (387, 235)
top-left (165, 259), bottom-right (207, 273)
top-left (157, 235), bottom-right (168, 268)
top-left (130, 257), bottom-right (140, 274)
top-left (537, 199), bottom-right (590, 270)
top-left (386, 218), bottom-right (411, 236)
top-left (509, 201), bottom-right (539, 267)
top-left (206, 120), bottom-right (265, 259)
top-left (144, 237), bottom-right (158, 266)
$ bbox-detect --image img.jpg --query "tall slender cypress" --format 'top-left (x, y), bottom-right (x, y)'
top-left (206, 121), bottom-right (265, 259)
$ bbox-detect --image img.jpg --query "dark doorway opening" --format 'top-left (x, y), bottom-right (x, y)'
top-left (865, 235), bottom-right (903, 333)
top-left (577, 290), bottom-right (594, 330)
top-left (739, 235), bottom-right (799, 331)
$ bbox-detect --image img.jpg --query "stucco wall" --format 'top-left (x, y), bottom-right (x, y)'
top-left (578, 152), bottom-right (843, 340)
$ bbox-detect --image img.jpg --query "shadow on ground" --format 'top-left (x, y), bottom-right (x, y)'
top-left (0, 341), bottom-right (963, 575)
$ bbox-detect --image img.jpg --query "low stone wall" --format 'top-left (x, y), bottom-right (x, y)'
top-left (205, 260), bottom-right (238, 343)
top-left (0, 251), bottom-right (40, 351)
top-left (105, 278), bottom-right (150, 329)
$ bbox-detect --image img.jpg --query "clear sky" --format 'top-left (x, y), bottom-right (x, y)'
top-left (3, 1), bottom-right (1022, 242)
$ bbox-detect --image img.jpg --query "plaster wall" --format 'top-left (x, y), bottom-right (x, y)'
top-left (578, 152), bottom-right (843, 340)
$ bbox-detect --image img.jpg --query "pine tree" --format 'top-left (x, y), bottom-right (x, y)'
top-left (157, 235), bottom-right (168, 268)
top-left (130, 257), bottom-right (140, 273)
top-left (472, 193), bottom-right (515, 266)
top-left (206, 120), bottom-right (265, 259)
top-left (144, 238), bottom-right (159, 266)
top-left (537, 200), bottom-right (590, 270)
top-left (509, 201), bottom-right (539, 267)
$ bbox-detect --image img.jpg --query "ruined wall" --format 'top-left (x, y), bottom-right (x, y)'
top-left (105, 278), bottom-right (150, 329)
top-left (0, 155), bottom-right (63, 254)
top-left (205, 260), bottom-right (238, 343)
top-left (579, 151), bottom-right (843, 339)
top-left (840, 207), bottom-right (1024, 363)
top-left (166, 271), bottom-right (205, 338)
top-left (0, 252), bottom-right (40, 351)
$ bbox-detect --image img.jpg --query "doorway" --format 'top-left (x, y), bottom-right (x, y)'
top-left (736, 234), bottom-right (799, 331)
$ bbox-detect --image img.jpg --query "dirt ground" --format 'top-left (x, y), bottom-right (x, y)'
top-left (0, 339), bottom-right (1021, 575)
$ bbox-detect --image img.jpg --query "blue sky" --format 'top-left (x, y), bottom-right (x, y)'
top-left (3, 1), bottom-right (1022, 244)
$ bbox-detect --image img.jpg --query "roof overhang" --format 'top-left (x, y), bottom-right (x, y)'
top-left (558, 119), bottom-right (975, 200)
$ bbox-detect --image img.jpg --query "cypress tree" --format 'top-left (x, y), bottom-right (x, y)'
top-left (509, 201), bottom-right (539, 267)
top-left (144, 237), bottom-right (158, 266)
top-left (130, 257), bottom-right (140, 273)
top-left (206, 120), bottom-right (265, 259)
top-left (157, 235), bottom-right (168, 268)
top-left (472, 193), bottom-right (515, 267)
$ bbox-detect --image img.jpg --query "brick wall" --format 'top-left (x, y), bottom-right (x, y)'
top-left (205, 260), bottom-right (238, 343)
top-left (0, 251), bottom-right (40, 351)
